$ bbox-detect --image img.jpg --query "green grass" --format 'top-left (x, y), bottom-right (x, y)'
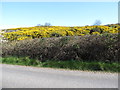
top-left (1, 56), bottom-right (120, 72)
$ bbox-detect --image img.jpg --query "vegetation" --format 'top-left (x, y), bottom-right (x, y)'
top-left (1, 24), bottom-right (119, 41)
top-left (2, 33), bottom-right (119, 62)
top-left (1, 24), bottom-right (119, 72)
top-left (1, 56), bottom-right (120, 72)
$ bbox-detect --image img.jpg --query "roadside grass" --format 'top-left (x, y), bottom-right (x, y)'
top-left (1, 56), bottom-right (120, 72)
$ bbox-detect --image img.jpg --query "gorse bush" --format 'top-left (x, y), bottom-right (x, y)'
top-left (2, 34), bottom-right (119, 62)
top-left (1, 24), bottom-right (119, 41)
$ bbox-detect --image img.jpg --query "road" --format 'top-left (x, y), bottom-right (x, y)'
top-left (1, 64), bottom-right (118, 88)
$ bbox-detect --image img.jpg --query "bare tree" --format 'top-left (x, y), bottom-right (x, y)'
top-left (37, 24), bottom-right (41, 26)
top-left (93, 20), bottom-right (102, 25)
top-left (44, 22), bottom-right (51, 26)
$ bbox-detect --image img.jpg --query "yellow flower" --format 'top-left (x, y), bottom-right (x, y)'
top-left (92, 32), bottom-right (100, 35)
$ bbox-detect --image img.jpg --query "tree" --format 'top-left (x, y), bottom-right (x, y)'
top-left (36, 22), bottom-right (52, 27)
top-left (44, 22), bottom-right (51, 26)
top-left (93, 20), bottom-right (102, 26)
top-left (37, 24), bottom-right (41, 26)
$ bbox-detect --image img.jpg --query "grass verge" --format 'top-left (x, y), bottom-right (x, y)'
top-left (1, 56), bottom-right (120, 72)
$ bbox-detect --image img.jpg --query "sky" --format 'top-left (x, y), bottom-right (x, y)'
top-left (1, 2), bottom-right (118, 29)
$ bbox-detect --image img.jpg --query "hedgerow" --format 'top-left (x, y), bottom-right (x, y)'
top-left (2, 34), bottom-right (119, 62)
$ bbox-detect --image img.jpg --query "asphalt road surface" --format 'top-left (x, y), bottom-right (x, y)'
top-left (1, 64), bottom-right (118, 88)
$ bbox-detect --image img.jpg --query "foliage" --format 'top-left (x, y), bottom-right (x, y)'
top-left (2, 34), bottom-right (119, 62)
top-left (2, 56), bottom-right (120, 72)
top-left (1, 24), bottom-right (119, 41)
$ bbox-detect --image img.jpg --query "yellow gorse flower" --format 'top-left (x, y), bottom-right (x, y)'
top-left (1, 24), bottom-right (119, 41)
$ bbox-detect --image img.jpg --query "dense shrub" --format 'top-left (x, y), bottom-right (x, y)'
top-left (2, 34), bottom-right (119, 62)
top-left (2, 24), bottom-right (119, 41)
